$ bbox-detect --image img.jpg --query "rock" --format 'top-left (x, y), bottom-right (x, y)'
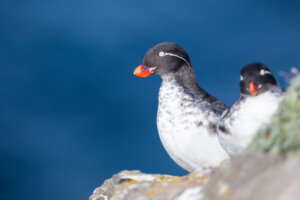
top-left (89, 169), bottom-right (208, 200)
top-left (90, 152), bottom-right (300, 200)
top-left (90, 75), bottom-right (300, 200)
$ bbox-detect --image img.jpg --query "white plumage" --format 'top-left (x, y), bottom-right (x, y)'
top-left (218, 89), bottom-right (283, 156)
top-left (157, 75), bottom-right (229, 171)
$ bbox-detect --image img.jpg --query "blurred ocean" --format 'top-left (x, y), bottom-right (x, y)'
top-left (0, 1), bottom-right (299, 199)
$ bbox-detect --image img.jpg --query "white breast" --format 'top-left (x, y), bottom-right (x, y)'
top-left (157, 77), bottom-right (229, 171)
top-left (218, 91), bottom-right (282, 156)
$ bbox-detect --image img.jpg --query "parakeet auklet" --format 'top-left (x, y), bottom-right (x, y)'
top-left (217, 62), bottom-right (283, 156)
top-left (133, 42), bottom-right (229, 172)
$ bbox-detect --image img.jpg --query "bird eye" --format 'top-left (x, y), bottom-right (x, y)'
top-left (158, 51), bottom-right (165, 57)
top-left (240, 75), bottom-right (244, 81)
top-left (260, 69), bottom-right (271, 76)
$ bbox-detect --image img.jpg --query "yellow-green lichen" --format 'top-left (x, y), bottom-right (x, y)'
top-left (154, 175), bottom-right (182, 183)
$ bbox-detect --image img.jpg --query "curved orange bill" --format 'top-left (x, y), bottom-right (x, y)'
top-left (134, 65), bottom-right (155, 78)
top-left (249, 81), bottom-right (258, 95)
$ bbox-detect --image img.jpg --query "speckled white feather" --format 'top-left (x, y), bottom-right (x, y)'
top-left (218, 90), bottom-right (283, 156)
top-left (157, 75), bottom-right (229, 172)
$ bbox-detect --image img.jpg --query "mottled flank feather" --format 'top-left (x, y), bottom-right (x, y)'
top-left (157, 75), bottom-right (229, 171)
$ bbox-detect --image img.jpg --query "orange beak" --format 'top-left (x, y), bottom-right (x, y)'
top-left (134, 65), bottom-right (155, 78)
top-left (249, 81), bottom-right (258, 95)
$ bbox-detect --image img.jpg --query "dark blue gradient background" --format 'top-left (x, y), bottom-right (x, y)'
top-left (0, 1), bottom-right (299, 200)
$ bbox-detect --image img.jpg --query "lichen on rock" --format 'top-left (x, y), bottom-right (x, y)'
top-left (89, 169), bottom-right (210, 200)
top-left (90, 152), bottom-right (300, 200)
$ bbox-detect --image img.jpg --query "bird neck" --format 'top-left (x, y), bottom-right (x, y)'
top-left (161, 66), bottom-right (209, 99)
